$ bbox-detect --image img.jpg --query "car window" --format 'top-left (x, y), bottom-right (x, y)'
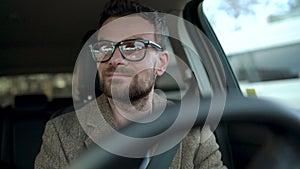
top-left (0, 41), bottom-right (211, 109)
top-left (0, 73), bottom-right (72, 107)
top-left (203, 0), bottom-right (300, 109)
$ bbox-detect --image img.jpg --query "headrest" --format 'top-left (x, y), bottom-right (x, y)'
top-left (48, 97), bottom-right (73, 110)
top-left (14, 94), bottom-right (48, 111)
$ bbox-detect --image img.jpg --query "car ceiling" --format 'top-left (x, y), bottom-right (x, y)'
top-left (0, 0), bottom-right (189, 76)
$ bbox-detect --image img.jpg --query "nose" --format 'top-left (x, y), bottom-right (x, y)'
top-left (108, 47), bottom-right (125, 66)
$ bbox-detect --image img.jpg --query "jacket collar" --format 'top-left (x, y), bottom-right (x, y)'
top-left (83, 93), bottom-right (167, 149)
top-left (82, 94), bottom-right (115, 149)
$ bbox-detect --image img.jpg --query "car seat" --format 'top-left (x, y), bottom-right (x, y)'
top-left (0, 94), bottom-right (50, 169)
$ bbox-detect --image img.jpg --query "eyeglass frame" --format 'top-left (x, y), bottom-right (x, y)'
top-left (89, 38), bottom-right (163, 63)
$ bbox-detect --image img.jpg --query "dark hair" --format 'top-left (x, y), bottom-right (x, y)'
top-left (98, 0), bottom-right (168, 49)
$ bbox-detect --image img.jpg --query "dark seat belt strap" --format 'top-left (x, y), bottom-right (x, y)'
top-left (146, 143), bottom-right (180, 169)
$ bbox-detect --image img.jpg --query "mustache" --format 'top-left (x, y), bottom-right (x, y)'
top-left (103, 66), bottom-right (136, 76)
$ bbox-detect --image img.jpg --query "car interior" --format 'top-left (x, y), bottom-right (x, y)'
top-left (1, 0), bottom-right (300, 169)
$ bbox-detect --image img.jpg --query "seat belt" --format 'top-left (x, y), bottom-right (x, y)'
top-left (145, 143), bottom-right (180, 169)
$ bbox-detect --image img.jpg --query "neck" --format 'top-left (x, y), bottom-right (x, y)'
top-left (108, 90), bottom-right (154, 128)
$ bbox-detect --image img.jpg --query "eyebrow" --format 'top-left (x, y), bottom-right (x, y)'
top-left (97, 36), bottom-right (145, 42)
top-left (129, 35), bottom-right (144, 39)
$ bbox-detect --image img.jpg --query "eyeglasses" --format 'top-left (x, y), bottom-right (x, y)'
top-left (89, 39), bottom-right (163, 63)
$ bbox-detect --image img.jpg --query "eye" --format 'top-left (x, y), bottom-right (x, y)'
top-left (100, 46), bottom-right (113, 53)
top-left (122, 41), bottom-right (145, 51)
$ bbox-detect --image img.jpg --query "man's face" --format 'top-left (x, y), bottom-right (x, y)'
top-left (97, 15), bottom-right (168, 101)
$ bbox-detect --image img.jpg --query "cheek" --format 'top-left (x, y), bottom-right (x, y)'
top-left (97, 63), bottom-right (103, 71)
top-left (97, 65), bottom-right (106, 80)
top-left (137, 54), bottom-right (157, 72)
top-left (134, 69), bottom-right (155, 84)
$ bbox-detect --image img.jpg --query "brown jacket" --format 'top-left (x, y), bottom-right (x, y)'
top-left (35, 94), bottom-right (226, 169)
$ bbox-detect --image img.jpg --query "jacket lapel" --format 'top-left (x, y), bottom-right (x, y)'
top-left (81, 94), bottom-right (117, 150)
top-left (80, 93), bottom-right (183, 169)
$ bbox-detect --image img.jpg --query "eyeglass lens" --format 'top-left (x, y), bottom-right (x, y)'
top-left (91, 40), bottom-right (147, 62)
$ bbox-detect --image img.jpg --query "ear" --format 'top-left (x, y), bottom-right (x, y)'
top-left (156, 51), bottom-right (169, 76)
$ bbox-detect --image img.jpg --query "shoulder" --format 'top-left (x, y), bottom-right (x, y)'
top-left (50, 111), bottom-right (78, 130)
top-left (183, 127), bottom-right (219, 150)
top-left (46, 111), bottom-right (86, 143)
top-left (38, 111), bottom-right (89, 166)
top-left (47, 95), bottom-right (109, 138)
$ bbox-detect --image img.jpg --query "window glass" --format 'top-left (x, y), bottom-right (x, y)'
top-left (203, 0), bottom-right (300, 109)
top-left (156, 37), bottom-right (197, 100)
top-left (0, 73), bottom-right (72, 107)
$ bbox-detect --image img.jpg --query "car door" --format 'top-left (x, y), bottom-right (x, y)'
top-left (183, 0), bottom-right (300, 168)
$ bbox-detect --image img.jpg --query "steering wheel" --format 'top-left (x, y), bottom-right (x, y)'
top-left (69, 94), bottom-right (300, 169)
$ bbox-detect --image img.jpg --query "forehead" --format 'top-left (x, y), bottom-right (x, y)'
top-left (98, 15), bottom-right (156, 41)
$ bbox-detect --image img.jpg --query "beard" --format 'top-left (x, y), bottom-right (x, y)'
top-left (99, 67), bottom-right (156, 102)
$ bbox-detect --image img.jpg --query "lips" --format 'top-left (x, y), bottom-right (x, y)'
top-left (109, 73), bottom-right (130, 77)
top-left (105, 72), bottom-right (132, 78)
top-left (103, 67), bottom-right (135, 79)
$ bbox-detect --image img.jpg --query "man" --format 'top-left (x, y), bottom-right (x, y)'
top-left (35, 0), bottom-right (226, 168)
